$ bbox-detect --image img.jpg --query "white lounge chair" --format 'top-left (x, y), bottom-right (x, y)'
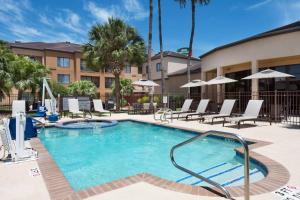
top-left (181, 99), bottom-right (210, 120)
top-left (12, 100), bottom-right (26, 117)
top-left (166, 99), bottom-right (193, 119)
top-left (202, 99), bottom-right (236, 124)
top-left (223, 100), bottom-right (264, 129)
top-left (68, 99), bottom-right (84, 118)
top-left (93, 99), bottom-right (111, 116)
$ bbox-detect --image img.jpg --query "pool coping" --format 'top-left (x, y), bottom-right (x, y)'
top-left (30, 118), bottom-right (290, 199)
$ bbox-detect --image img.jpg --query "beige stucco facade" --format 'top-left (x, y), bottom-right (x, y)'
top-left (10, 46), bottom-right (142, 98)
top-left (142, 53), bottom-right (201, 94)
top-left (143, 55), bottom-right (200, 81)
top-left (200, 30), bottom-right (300, 98)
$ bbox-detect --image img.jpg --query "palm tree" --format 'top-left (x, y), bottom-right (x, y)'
top-left (147, 0), bottom-right (153, 80)
top-left (83, 18), bottom-right (146, 111)
top-left (158, 0), bottom-right (165, 96)
top-left (176, 0), bottom-right (210, 97)
top-left (0, 40), bottom-right (13, 99)
top-left (67, 80), bottom-right (97, 97)
top-left (9, 56), bottom-right (50, 100)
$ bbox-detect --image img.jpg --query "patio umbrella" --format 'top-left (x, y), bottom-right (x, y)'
top-left (206, 76), bottom-right (237, 85)
top-left (180, 79), bottom-right (207, 88)
top-left (132, 79), bottom-right (160, 87)
top-left (132, 79), bottom-right (160, 104)
top-left (242, 69), bottom-right (294, 80)
top-left (242, 69), bottom-right (294, 120)
top-left (206, 76), bottom-right (237, 104)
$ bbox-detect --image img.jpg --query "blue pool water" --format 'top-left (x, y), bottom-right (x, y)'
top-left (39, 121), bottom-right (266, 191)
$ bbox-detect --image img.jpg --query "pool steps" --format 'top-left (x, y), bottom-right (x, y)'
top-left (176, 162), bottom-right (263, 187)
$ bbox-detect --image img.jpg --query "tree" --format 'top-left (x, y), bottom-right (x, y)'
top-left (49, 80), bottom-right (68, 97)
top-left (112, 78), bottom-right (134, 108)
top-left (83, 18), bottom-right (146, 111)
top-left (0, 40), bottom-right (13, 99)
top-left (176, 0), bottom-right (210, 97)
top-left (158, 0), bottom-right (165, 96)
top-left (67, 80), bottom-right (97, 97)
top-left (147, 0), bottom-right (153, 80)
top-left (9, 56), bottom-right (50, 100)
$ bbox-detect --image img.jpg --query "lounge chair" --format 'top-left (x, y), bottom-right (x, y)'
top-left (68, 99), bottom-right (84, 118)
top-left (165, 99), bottom-right (193, 119)
top-left (201, 99), bottom-right (236, 124)
top-left (12, 100), bottom-right (26, 117)
top-left (93, 99), bottom-right (111, 116)
top-left (223, 100), bottom-right (264, 129)
top-left (181, 99), bottom-right (210, 120)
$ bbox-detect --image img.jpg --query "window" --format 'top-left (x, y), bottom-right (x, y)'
top-left (57, 57), bottom-right (70, 68)
top-left (80, 60), bottom-right (96, 72)
top-left (124, 64), bottom-right (131, 73)
top-left (81, 76), bottom-right (100, 88)
top-left (57, 74), bottom-right (70, 84)
top-left (105, 77), bottom-right (115, 88)
top-left (156, 63), bottom-right (161, 72)
top-left (138, 66), bottom-right (142, 74)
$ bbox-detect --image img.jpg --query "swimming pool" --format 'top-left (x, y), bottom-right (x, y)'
top-left (38, 120), bottom-right (266, 191)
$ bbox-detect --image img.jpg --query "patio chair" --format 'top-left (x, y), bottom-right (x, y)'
top-left (93, 99), bottom-right (111, 116)
top-left (68, 99), bottom-right (84, 118)
top-left (12, 100), bottom-right (26, 117)
top-left (141, 103), bottom-right (157, 114)
top-left (181, 99), bottom-right (210, 120)
top-left (223, 100), bottom-right (264, 129)
top-left (165, 99), bottom-right (193, 119)
top-left (128, 103), bottom-right (142, 114)
top-left (201, 99), bottom-right (236, 124)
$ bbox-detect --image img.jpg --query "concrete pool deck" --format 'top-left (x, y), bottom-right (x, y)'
top-left (1, 113), bottom-right (300, 200)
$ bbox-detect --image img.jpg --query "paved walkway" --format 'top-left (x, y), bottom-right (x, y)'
top-left (1, 113), bottom-right (300, 199)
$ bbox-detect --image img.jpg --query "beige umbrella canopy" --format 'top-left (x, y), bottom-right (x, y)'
top-left (206, 76), bottom-right (237, 85)
top-left (132, 79), bottom-right (160, 87)
top-left (181, 79), bottom-right (207, 88)
top-left (242, 69), bottom-right (294, 79)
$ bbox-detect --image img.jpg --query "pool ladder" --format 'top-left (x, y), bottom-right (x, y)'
top-left (170, 130), bottom-right (250, 200)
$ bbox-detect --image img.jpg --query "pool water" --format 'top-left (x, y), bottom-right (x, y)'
top-left (39, 121), bottom-right (266, 191)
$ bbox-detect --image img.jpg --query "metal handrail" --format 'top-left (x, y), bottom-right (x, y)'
top-left (170, 130), bottom-right (250, 200)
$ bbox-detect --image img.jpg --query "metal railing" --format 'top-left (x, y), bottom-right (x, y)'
top-left (170, 130), bottom-right (250, 200)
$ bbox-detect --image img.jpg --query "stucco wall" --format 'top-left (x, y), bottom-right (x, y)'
top-left (201, 31), bottom-right (300, 72)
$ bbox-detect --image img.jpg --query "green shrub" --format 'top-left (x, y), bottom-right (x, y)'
top-left (120, 98), bottom-right (128, 107)
top-left (153, 95), bottom-right (161, 103)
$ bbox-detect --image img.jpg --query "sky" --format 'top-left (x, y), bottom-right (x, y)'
top-left (0, 0), bottom-right (300, 57)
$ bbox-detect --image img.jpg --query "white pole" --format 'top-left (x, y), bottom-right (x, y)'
top-left (15, 112), bottom-right (26, 160)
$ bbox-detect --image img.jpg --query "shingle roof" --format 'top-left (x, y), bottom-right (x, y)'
top-left (9, 42), bottom-right (82, 53)
top-left (152, 51), bottom-right (200, 61)
top-left (168, 63), bottom-right (201, 77)
top-left (200, 20), bottom-right (300, 58)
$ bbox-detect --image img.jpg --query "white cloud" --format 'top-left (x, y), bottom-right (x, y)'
top-left (246, 0), bottom-right (272, 10)
top-left (0, 0), bottom-right (31, 22)
top-left (123, 0), bottom-right (148, 20)
top-left (85, 2), bottom-right (121, 23)
top-left (9, 24), bottom-right (42, 40)
top-left (39, 14), bottom-right (53, 26)
top-left (273, 0), bottom-right (300, 25)
top-left (55, 9), bottom-right (85, 35)
top-left (85, 0), bottom-right (147, 23)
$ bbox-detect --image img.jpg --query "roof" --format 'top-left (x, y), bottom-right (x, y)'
top-left (168, 63), bottom-right (201, 77)
top-left (200, 20), bottom-right (300, 58)
top-left (152, 51), bottom-right (200, 61)
top-left (9, 42), bottom-right (82, 53)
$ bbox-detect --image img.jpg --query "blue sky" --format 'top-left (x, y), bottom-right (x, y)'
top-left (0, 0), bottom-right (300, 57)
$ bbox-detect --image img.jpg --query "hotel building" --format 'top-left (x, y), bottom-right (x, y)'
top-left (9, 41), bottom-right (143, 98)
